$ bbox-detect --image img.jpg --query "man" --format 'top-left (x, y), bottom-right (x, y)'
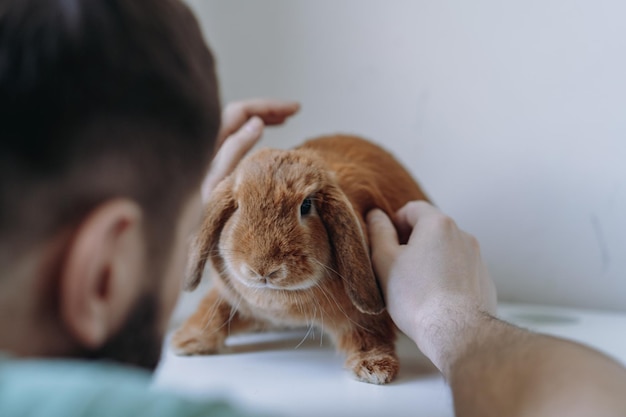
top-left (1, 0), bottom-right (625, 416)
top-left (0, 0), bottom-right (294, 414)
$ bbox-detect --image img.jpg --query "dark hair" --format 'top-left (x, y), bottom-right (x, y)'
top-left (0, 0), bottom-right (220, 261)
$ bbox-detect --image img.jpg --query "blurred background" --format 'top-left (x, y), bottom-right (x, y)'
top-left (183, 0), bottom-right (626, 311)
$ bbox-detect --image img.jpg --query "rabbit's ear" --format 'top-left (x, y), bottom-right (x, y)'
top-left (317, 183), bottom-right (385, 315)
top-left (184, 177), bottom-right (236, 291)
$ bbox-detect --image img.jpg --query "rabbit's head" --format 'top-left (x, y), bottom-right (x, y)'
top-left (186, 148), bottom-right (385, 315)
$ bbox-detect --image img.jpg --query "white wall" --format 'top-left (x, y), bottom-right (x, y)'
top-left (185, 0), bottom-right (626, 311)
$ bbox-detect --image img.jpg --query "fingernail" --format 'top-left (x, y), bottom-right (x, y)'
top-left (245, 117), bottom-right (262, 133)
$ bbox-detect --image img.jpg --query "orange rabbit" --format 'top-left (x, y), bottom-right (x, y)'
top-left (172, 135), bottom-right (428, 384)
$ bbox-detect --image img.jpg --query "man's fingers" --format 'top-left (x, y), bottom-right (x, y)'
top-left (368, 209), bottom-right (399, 247)
top-left (218, 99), bottom-right (300, 146)
top-left (394, 200), bottom-right (440, 229)
top-left (225, 99), bottom-right (300, 124)
top-left (227, 115), bottom-right (264, 149)
top-left (202, 98), bottom-right (299, 202)
top-left (366, 209), bottom-right (400, 286)
top-left (202, 116), bottom-right (264, 201)
top-left (394, 200), bottom-right (458, 245)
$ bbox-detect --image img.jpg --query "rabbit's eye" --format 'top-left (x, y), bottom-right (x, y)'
top-left (300, 197), bottom-right (313, 216)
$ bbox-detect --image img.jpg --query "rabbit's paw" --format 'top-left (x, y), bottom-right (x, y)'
top-left (346, 351), bottom-right (399, 384)
top-left (171, 325), bottom-right (226, 356)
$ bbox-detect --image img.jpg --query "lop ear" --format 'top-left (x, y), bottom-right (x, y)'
top-left (318, 184), bottom-right (386, 315)
top-left (184, 177), bottom-right (236, 291)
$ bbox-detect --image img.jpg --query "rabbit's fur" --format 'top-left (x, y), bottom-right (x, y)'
top-left (172, 135), bottom-right (428, 384)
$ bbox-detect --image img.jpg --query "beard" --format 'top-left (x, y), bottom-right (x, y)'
top-left (78, 292), bottom-right (163, 371)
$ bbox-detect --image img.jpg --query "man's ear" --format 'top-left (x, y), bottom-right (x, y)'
top-left (60, 199), bottom-right (146, 349)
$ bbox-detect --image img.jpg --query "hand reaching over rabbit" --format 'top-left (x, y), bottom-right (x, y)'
top-left (201, 99), bottom-right (300, 201)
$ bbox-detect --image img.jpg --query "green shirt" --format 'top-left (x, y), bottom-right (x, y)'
top-left (0, 355), bottom-right (258, 417)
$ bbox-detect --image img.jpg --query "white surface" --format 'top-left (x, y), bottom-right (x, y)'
top-left (184, 0), bottom-right (626, 311)
top-left (154, 303), bottom-right (626, 417)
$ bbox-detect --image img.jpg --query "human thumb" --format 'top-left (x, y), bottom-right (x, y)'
top-left (366, 209), bottom-right (400, 283)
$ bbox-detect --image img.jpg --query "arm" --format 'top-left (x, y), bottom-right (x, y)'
top-left (367, 201), bottom-right (626, 417)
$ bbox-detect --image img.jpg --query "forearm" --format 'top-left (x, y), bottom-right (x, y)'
top-left (432, 315), bottom-right (626, 417)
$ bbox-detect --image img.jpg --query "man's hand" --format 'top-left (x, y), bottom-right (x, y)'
top-left (368, 201), bottom-right (626, 417)
top-left (202, 99), bottom-right (300, 202)
top-left (366, 201), bottom-right (497, 373)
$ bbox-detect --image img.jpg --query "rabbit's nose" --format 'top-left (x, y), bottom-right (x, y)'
top-left (243, 264), bottom-right (282, 283)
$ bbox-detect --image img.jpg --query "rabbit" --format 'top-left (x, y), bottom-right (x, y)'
top-left (172, 134), bottom-right (429, 384)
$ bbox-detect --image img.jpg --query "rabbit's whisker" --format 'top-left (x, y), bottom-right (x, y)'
top-left (294, 321), bottom-right (314, 350)
top-left (198, 291), bottom-right (224, 333)
top-left (319, 303), bottom-right (324, 347)
top-left (227, 293), bottom-right (243, 337)
top-left (312, 277), bottom-right (371, 333)
top-left (294, 303), bottom-right (316, 350)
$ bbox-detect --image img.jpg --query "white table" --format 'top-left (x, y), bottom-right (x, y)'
top-left (153, 303), bottom-right (626, 417)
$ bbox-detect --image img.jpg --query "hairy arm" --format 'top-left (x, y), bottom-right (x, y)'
top-left (367, 201), bottom-right (626, 417)
top-left (435, 311), bottom-right (626, 417)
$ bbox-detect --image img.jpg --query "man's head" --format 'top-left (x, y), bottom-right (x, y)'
top-left (0, 0), bottom-right (220, 369)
